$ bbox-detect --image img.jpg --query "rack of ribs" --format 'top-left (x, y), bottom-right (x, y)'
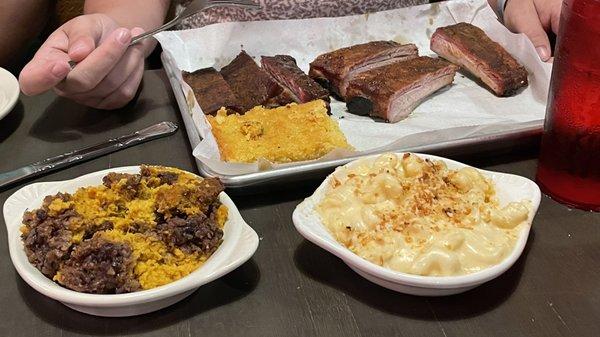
top-left (309, 41), bottom-right (419, 100)
top-left (345, 57), bottom-right (459, 123)
top-left (430, 22), bottom-right (528, 97)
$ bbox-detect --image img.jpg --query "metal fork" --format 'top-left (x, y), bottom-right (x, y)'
top-left (130, 0), bottom-right (261, 45)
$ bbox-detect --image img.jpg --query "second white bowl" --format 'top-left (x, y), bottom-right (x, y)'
top-left (293, 153), bottom-right (541, 296)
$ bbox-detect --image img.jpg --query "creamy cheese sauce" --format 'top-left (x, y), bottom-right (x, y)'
top-left (317, 153), bottom-right (530, 276)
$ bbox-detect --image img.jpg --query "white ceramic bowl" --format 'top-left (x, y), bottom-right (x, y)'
top-left (293, 153), bottom-right (541, 296)
top-left (4, 166), bottom-right (259, 317)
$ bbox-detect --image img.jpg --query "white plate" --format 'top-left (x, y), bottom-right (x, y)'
top-left (0, 67), bottom-right (19, 121)
top-left (4, 167), bottom-right (259, 317)
top-left (293, 153), bottom-right (541, 296)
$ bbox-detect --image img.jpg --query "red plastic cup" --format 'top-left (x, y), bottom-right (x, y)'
top-left (536, 0), bottom-right (600, 211)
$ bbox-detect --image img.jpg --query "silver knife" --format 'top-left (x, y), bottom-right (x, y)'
top-left (0, 121), bottom-right (178, 189)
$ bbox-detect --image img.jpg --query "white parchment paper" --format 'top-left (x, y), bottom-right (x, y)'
top-left (155, 0), bottom-right (552, 175)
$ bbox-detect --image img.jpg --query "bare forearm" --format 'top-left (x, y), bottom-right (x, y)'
top-left (84, 0), bottom-right (170, 56)
top-left (0, 0), bottom-right (50, 66)
top-left (84, 0), bottom-right (171, 31)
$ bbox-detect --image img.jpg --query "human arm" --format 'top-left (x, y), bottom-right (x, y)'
top-left (83, 0), bottom-right (170, 57)
top-left (0, 0), bottom-right (51, 67)
top-left (19, 0), bottom-right (170, 109)
top-left (488, 0), bottom-right (562, 62)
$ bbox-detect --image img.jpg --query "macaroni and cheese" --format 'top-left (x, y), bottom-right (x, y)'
top-left (317, 153), bottom-right (530, 277)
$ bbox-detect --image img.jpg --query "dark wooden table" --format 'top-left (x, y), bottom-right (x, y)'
top-left (1, 70), bottom-right (598, 337)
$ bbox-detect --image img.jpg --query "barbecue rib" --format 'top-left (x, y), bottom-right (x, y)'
top-left (345, 57), bottom-right (459, 123)
top-left (261, 55), bottom-right (330, 103)
top-left (309, 41), bottom-right (419, 99)
top-left (430, 22), bottom-right (528, 96)
top-left (220, 51), bottom-right (284, 111)
top-left (182, 68), bottom-right (243, 115)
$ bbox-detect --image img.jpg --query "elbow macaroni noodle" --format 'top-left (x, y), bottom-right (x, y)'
top-left (317, 153), bottom-right (530, 276)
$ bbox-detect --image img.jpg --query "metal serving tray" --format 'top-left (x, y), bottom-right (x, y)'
top-left (162, 52), bottom-right (543, 189)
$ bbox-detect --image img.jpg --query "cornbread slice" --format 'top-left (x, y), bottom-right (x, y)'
top-left (207, 100), bottom-right (352, 163)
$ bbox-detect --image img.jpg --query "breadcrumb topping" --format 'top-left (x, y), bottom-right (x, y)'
top-left (317, 153), bottom-right (530, 276)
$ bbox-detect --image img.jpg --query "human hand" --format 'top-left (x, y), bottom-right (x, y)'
top-left (502, 0), bottom-right (562, 62)
top-left (19, 14), bottom-right (150, 109)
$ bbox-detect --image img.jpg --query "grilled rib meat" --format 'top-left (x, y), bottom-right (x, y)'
top-left (221, 51), bottom-right (283, 111)
top-left (182, 68), bottom-right (243, 115)
top-left (346, 57), bottom-right (459, 122)
top-left (430, 22), bottom-right (528, 96)
top-left (261, 55), bottom-right (329, 103)
top-left (309, 41), bottom-right (419, 99)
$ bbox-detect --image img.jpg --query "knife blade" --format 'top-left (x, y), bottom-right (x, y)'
top-left (0, 121), bottom-right (178, 189)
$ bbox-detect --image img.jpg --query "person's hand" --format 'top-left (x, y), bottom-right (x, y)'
top-left (19, 14), bottom-right (150, 109)
top-left (502, 0), bottom-right (562, 62)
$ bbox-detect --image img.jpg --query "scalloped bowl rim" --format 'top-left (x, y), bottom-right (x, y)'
top-left (293, 152), bottom-right (541, 290)
top-left (4, 166), bottom-right (259, 307)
